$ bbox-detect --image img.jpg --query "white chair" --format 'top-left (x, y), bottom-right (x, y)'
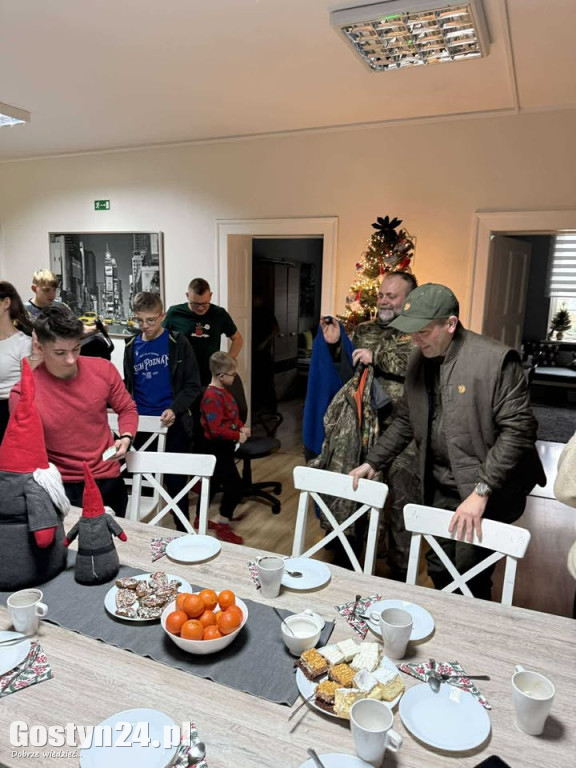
top-left (403, 503), bottom-right (531, 606)
top-left (108, 413), bottom-right (168, 516)
top-left (292, 466), bottom-right (389, 574)
top-left (125, 452), bottom-right (216, 534)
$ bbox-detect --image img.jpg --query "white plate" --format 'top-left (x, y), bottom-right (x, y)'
top-left (79, 708), bottom-right (177, 768)
top-left (104, 573), bottom-right (192, 622)
top-left (295, 655), bottom-right (404, 719)
top-left (282, 558), bottom-right (331, 590)
top-left (298, 755), bottom-right (372, 768)
top-left (365, 600), bottom-right (434, 641)
top-left (0, 631), bottom-right (31, 676)
top-left (399, 682), bottom-right (491, 751)
top-left (166, 534), bottom-right (221, 563)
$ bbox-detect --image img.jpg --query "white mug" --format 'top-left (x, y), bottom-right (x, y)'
top-left (7, 588), bottom-right (48, 635)
top-left (255, 555), bottom-right (285, 598)
top-left (350, 699), bottom-right (403, 766)
top-left (512, 664), bottom-right (555, 735)
top-left (373, 607), bottom-right (413, 659)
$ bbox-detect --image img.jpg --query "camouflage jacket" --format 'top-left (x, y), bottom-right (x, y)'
top-left (351, 321), bottom-right (414, 431)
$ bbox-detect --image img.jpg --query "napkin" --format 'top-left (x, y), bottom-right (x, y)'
top-left (247, 560), bottom-right (261, 589)
top-left (173, 721), bottom-right (208, 768)
top-left (0, 641), bottom-right (52, 698)
top-left (397, 660), bottom-right (492, 710)
top-left (335, 594), bottom-right (384, 639)
top-left (150, 536), bottom-right (176, 562)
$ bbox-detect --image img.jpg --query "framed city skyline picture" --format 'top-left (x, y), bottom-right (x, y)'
top-left (49, 231), bottom-right (164, 337)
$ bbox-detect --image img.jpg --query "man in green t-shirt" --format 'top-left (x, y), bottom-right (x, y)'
top-left (163, 278), bottom-right (243, 386)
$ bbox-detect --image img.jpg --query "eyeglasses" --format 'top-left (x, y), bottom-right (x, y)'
top-left (189, 301), bottom-right (211, 309)
top-left (219, 372), bottom-right (237, 379)
top-left (135, 315), bottom-right (162, 326)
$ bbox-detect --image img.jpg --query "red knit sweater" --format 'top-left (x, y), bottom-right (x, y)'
top-left (200, 385), bottom-right (243, 442)
top-left (11, 358), bottom-right (138, 482)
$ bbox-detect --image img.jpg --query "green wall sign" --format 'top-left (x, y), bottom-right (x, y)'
top-left (94, 200), bottom-right (110, 211)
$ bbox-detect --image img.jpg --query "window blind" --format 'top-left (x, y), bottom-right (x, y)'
top-left (546, 233), bottom-right (576, 298)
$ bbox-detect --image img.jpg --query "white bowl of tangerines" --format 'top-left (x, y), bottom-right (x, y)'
top-left (161, 588), bottom-right (248, 655)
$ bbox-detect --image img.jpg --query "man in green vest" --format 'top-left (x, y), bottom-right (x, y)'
top-left (350, 283), bottom-right (545, 599)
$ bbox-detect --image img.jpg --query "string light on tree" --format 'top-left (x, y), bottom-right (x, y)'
top-left (340, 215), bottom-right (415, 333)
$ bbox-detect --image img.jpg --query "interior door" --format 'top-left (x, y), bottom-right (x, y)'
top-left (482, 236), bottom-right (532, 349)
top-left (225, 234), bottom-right (252, 419)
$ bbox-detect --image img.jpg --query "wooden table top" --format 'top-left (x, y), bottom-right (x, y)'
top-left (1, 512), bottom-right (574, 768)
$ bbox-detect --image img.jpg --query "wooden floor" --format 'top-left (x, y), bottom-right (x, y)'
top-left (163, 398), bottom-right (575, 619)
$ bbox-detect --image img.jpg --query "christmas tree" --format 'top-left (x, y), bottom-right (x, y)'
top-left (339, 215), bottom-right (415, 333)
top-left (549, 306), bottom-right (571, 341)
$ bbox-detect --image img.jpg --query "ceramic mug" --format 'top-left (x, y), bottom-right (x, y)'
top-left (512, 664), bottom-right (555, 735)
top-left (255, 555), bottom-right (285, 598)
top-left (350, 698), bottom-right (403, 766)
top-left (371, 607), bottom-right (413, 659)
top-left (7, 588), bottom-right (48, 635)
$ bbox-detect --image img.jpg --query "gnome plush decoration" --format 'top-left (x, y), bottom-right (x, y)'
top-left (64, 462), bottom-right (127, 585)
top-left (0, 359), bottom-right (70, 590)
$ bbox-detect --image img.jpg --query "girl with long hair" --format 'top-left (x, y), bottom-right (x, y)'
top-left (0, 281), bottom-right (33, 442)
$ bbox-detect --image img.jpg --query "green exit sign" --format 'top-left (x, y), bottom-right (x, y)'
top-left (94, 200), bottom-right (110, 211)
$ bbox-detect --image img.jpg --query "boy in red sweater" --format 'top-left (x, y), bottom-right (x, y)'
top-left (200, 352), bottom-right (249, 544)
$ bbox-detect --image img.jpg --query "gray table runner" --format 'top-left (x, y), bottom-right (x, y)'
top-left (0, 553), bottom-right (334, 706)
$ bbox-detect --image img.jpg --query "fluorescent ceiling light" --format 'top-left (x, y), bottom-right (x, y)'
top-left (0, 101), bottom-right (30, 127)
top-left (330, 0), bottom-right (490, 72)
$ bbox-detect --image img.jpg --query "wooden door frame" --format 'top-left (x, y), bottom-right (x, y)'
top-left (215, 217), bottom-right (338, 313)
top-left (468, 210), bottom-right (576, 333)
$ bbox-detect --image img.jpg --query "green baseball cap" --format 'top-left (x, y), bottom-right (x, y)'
top-left (390, 283), bottom-right (459, 333)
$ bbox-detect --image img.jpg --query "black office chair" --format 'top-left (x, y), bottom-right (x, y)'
top-left (226, 375), bottom-right (282, 515)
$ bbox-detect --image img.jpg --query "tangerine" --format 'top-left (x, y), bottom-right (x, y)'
top-left (218, 589), bottom-right (236, 610)
top-left (165, 610), bottom-right (188, 636)
top-left (180, 619), bottom-right (204, 641)
top-left (199, 588), bottom-right (218, 611)
top-left (217, 608), bottom-right (242, 635)
top-left (225, 604), bottom-right (244, 625)
top-left (175, 592), bottom-right (192, 612)
top-left (181, 593), bottom-right (205, 619)
top-left (198, 609), bottom-right (218, 628)
top-left (203, 625), bottom-right (223, 641)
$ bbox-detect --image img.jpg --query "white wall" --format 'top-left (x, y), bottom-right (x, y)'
top-left (1, 108), bottom-right (576, 322)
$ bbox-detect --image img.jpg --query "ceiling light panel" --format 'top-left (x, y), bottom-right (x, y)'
top-left (0, 101), bottom-right (30, 127)
top-left (330, 0), bottom-right (490, 72)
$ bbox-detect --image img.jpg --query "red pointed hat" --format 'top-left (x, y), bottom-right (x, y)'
top-left (82, 462), bottom-right (106, 518)
top-left (0, 359), bottom-right (50, 473)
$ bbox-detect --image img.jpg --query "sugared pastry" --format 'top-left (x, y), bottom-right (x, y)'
top-left (373, 667), bottom-right (405, 701)
top-left (337, 638), bottom-right (360, 662)
top-left (351, 645), bottom-right (379, 672)
top-left (317, 643), bottom-right (345, 666)
top-left (334, 688), bottom-right (365, 719)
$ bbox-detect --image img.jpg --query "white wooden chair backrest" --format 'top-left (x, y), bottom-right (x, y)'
top-left (403, 503), bottom-right (531, 606)
top-left (292, 466), bottom-right (388, 574)
top-left (125, 452), bottom-right (216, 534)
top-left (108, 412), bottom-right (169, 514)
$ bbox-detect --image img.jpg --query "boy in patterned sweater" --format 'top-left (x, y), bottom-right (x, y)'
top-left (200, 352), bottom-right (250, 544)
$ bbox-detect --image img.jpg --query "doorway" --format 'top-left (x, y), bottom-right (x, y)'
top-left (216, 217), bottom-right (338, 433)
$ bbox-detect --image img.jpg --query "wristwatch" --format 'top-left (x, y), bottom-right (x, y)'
top-left (474, 481), bottom-right (492, 497)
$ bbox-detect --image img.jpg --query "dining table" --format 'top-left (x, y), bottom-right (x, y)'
top-left (0, 510), bottom-right (574, 768)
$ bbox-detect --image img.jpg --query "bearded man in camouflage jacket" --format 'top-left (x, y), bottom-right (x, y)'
top-left (314, 271), bottom-right (419, 579)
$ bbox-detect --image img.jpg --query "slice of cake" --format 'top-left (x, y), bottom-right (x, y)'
top-left (334, 688), bottom-right (366, 719)
top-left (296, 648), bottom-right (329, 681)
top-left (337, 638), bottom-right (360, 662)
top-left (351, 645), bottom-right (380, 673)
top-left (317, 643), bottom-right (345, 666)
top-left (373, 667), bottom-right (405, 702)
top-left (314, 680), bottom-right (340, 714)
top-left (353, 668), bottom-right (381, 700)
top-left (329, 663), bottom-right (356, 688)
